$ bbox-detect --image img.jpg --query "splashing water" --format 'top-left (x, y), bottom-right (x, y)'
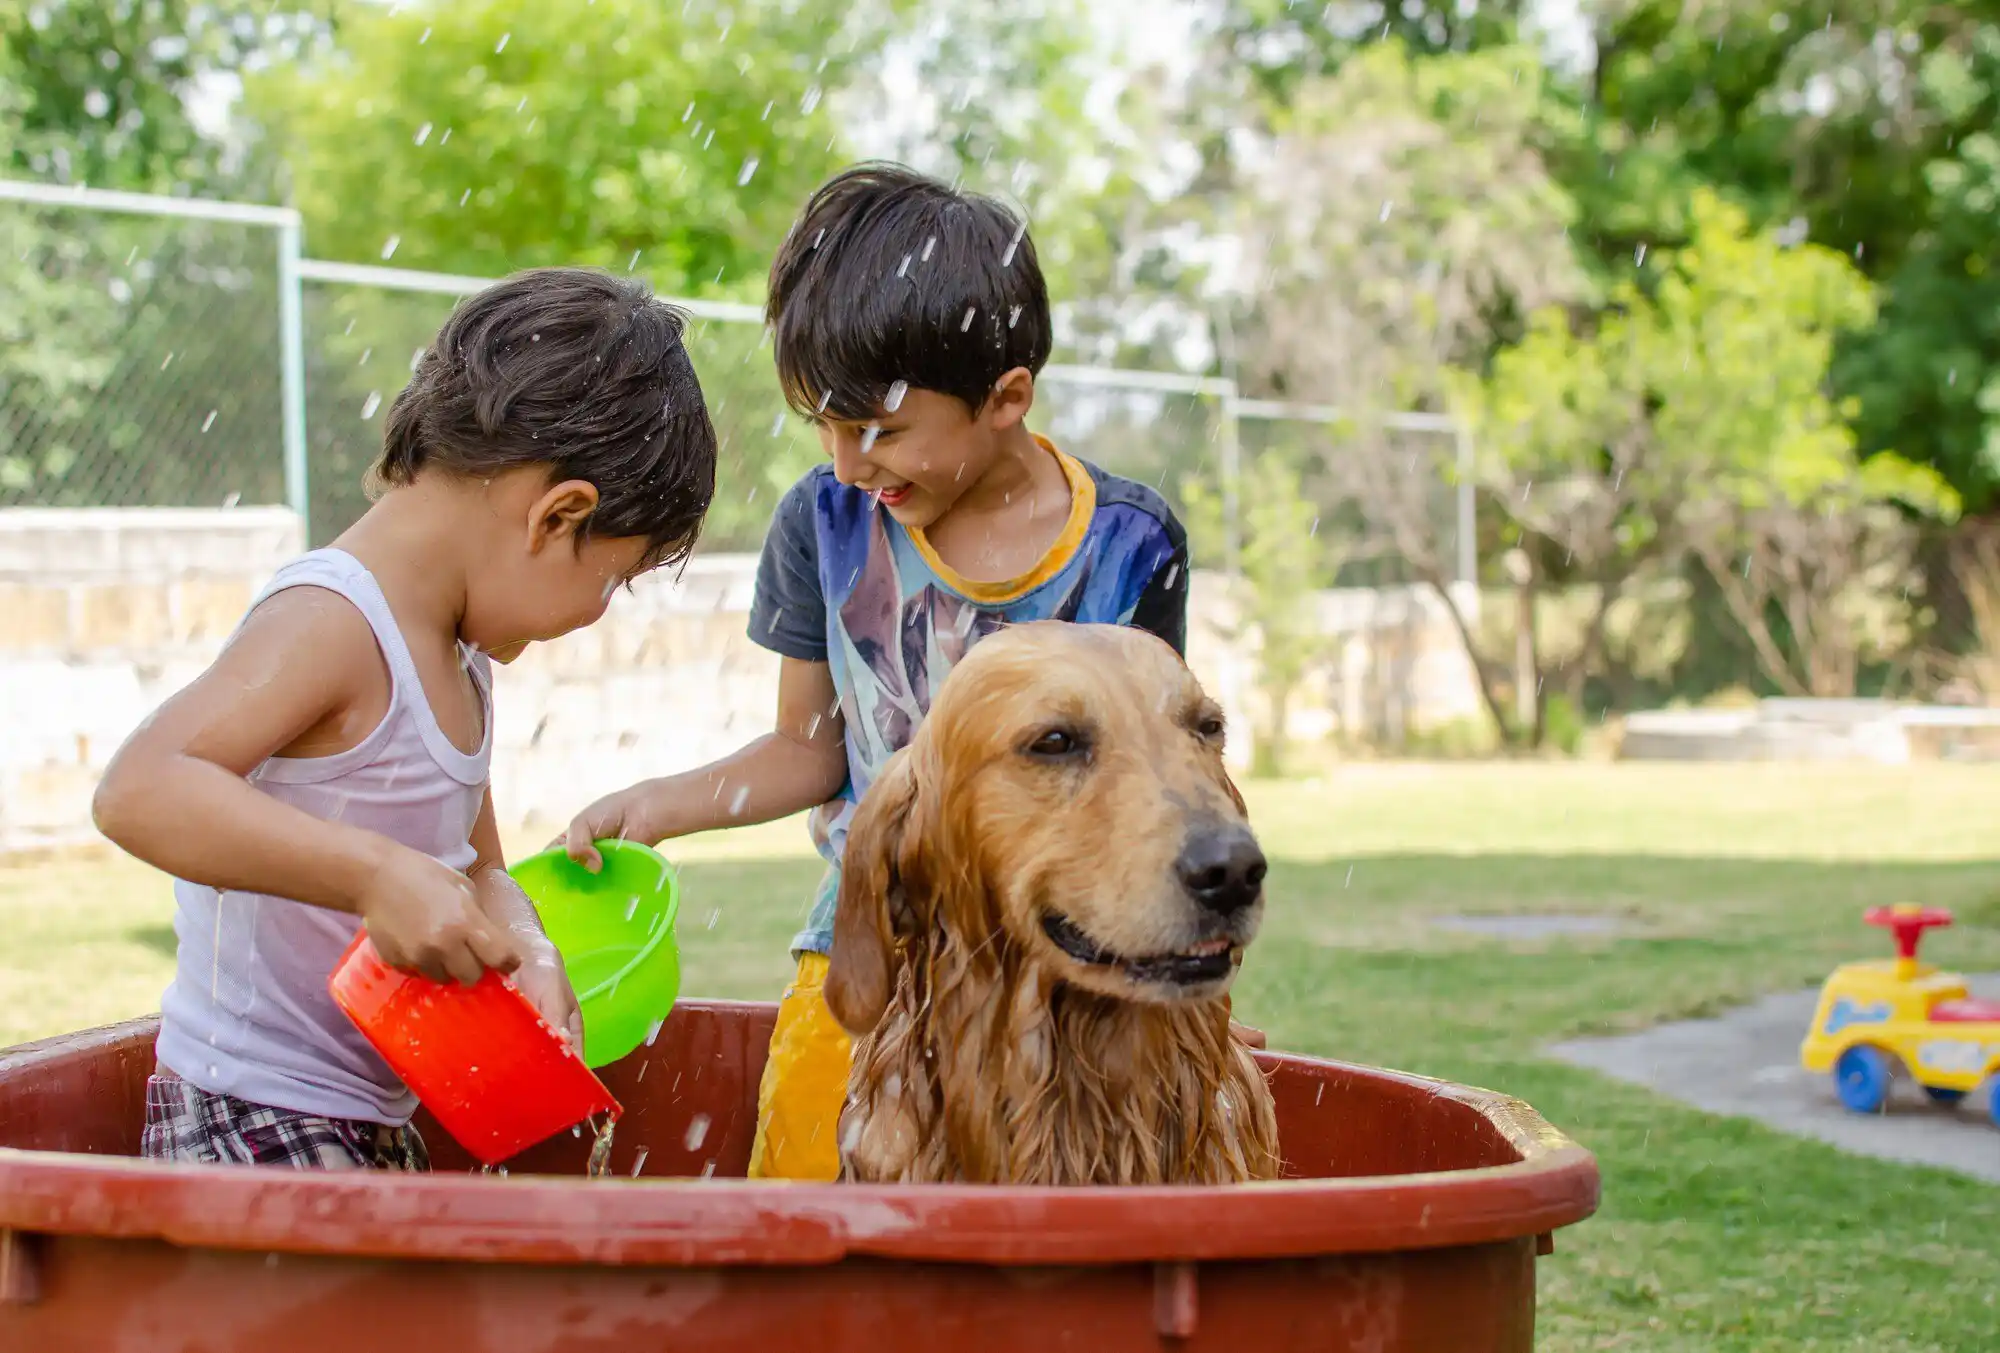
top-left (413, 122), bottom-right (432, 146)
top-left (707, 909), bottom-right (719, 930)
top-left (816, 389), bottom-right (833, 414)
top-left (960, 306), bottom-right (976, 332)
top-left (684, 1115), bottom-right (711, 1151)
top-left (859, 423), bottom-right (882, 455)
top-left (360, 391), bottom-right (382, 421)
top-left (728, 785), bottom-right (750, 816)
top-left (884, 380), bottom-right (909, 413)
top-left (644, 1019), bottom-right (666, 1047)
top-left (624, 896), bottom-right (639, 922)
top-left (631, 1147), bottom-right (649, 1177)
top-left (494, 31), bottom-right (510, 52)
top-left (380, 235), bottom-right (400, 261)
top-left (738, 156), bottom-right (760, 186)
top-left (800, 84), bottom-right (822, 115)
top-left (586, 1114), bottom-right (618, 1179)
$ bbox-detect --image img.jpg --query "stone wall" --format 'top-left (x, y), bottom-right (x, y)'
top-left (0, 508), bottom-right (1482, 854)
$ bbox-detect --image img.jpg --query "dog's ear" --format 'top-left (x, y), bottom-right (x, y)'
top-left (826, 747), bottom-right (926, 1035)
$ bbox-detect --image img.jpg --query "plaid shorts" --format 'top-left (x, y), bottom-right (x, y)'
top-left (142, 1069), bottom-right (429, 1172)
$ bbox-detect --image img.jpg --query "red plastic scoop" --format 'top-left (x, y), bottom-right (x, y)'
top-left (328, 934), bottom-right (621, 1168)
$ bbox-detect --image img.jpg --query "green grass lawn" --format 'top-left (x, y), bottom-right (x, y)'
top-left (4, 762), bottom-right (1997, 1351)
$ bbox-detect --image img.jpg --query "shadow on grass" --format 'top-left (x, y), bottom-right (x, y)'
top-left (127, 923), bottom-right (176, 959)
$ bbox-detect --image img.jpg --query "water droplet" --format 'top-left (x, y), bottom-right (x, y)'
top-left (960, 306), bottom-right (977, 332)
top-left (494, 32), bottom-right (510, 52)
top-left (631, 1147), bottom-right (650, 1176)
top-left (800, 84), bottom-right (822, 115)
top-left (859, 423), bottom-right (882, 455)
top-left (816, 389), bottom-right (833, 414)
top-left (459, 189), bottom-right (471, 207)
top-left (413, 121), bottom-right (432, 146)
top-left (684, 1115), bottom-right (711, 1150)
top-left (728, 785), bottom-right (751, 816)
top-left (1379, 199), bottom-right (1394, 223)
top-left (360, 391), bottom-right (382, 420)
top-left (840, 1115), bottom-right (864, 1154)
top-left (1634, 242), bottom-right (1648, 266)
top-left (644, 1019), bottom-right (666, 1047)
top-left (921, 236), bottom-right (936, 262)
top-left (1000, 222), bottom-right (1027, 267)
top-left (770, 413), bottom-right (787, 436)
top-left (380, 235), bottom-right (400, 260)
top-left (884, 380), bottom-right (909, 413)
top-left (201, 410), bottom-right (217, 433)
top-left (738, 156), bottom-right (760, 186)
top-left (1008, 305), bottom-right (1022, 328)
top-left (707, 908), bottom-right (719, 929)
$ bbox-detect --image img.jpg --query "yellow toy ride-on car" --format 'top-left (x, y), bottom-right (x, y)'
top-left (1799, 904), bottom-right (2000, 1126)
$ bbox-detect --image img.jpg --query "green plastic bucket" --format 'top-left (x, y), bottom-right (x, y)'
top-left (508, 840), bottom-right (681, 1069)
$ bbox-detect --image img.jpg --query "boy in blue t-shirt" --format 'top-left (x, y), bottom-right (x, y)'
top-left (563, 163), bottom-right (1194, 1178)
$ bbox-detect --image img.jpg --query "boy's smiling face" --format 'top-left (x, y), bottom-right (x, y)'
top-left (815, 369), bottom-right (1034, 530)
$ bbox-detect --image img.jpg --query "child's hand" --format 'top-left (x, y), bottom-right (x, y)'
top-left (559, 783), bottom-right (661, 873)
top-left (513, 940), bottom-right (585, 1051)
top-left (358, 847), bottom-right (524, 985)
top-left (1228, 1020), bottom-right (1267, 1050)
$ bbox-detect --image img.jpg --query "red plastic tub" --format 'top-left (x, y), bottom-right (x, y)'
top-left (0, 1002), bottom-right (1597, 1352)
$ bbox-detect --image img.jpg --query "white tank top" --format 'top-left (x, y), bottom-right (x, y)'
top-left (155, 549), bottom-right (493, 1125)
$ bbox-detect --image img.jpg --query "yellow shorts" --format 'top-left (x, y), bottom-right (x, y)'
top-left (747, 953), bottom-right (852, 1181)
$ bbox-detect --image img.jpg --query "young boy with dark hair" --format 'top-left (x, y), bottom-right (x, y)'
top-left (97, 267), bottom-right (717, 1169)
top-left (564, 165), bottom-right (1201, 1180)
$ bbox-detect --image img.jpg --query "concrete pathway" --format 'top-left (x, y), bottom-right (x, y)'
top-left (1547, 975), bottom-right (2000, 1184)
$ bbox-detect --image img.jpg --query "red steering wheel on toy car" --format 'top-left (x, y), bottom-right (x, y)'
top-left (1864, 904), bottom-right (1953, 962)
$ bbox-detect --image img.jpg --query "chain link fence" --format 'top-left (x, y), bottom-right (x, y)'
top-left (2, 179), bottom-right (1471, 581)
top-left (1, 190), bottom-right (292, 512)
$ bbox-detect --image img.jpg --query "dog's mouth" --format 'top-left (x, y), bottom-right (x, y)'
top-left (1040, 912), bottom-right (1240, 987)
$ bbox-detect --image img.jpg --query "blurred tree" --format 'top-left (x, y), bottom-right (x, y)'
top-left (1, 0), bottom-right (323, 192)
top-left (243, 0), bottom-right (855, 294)
top-left (0, 0), bottom-right (317, 505)
top-left (1482, 190), bottom-right (1947, 704)
top-left (1564, 1), bottom-right (2000, 506)
top-left (1230, 41), bottom-right (1587, 743)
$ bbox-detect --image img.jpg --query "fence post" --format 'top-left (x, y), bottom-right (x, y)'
top-left (277, 216), bottom-right (309, 544)
top-left (1219, 382), bottom-right (1243, 582)
top-left (1454, 419), bottom-right (1475, 585)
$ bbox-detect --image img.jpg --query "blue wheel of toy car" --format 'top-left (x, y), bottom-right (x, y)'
top-left (1989, 1081), bottom-right (2000, 1130)
top-left (1925, 1086), bottom-right (1967, 1108)
top-left (1835, 1045), bottom-right (1893, 1114)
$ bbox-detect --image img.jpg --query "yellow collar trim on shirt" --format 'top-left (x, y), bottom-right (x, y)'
top-left (906, 436), bottom-right (1096, 605)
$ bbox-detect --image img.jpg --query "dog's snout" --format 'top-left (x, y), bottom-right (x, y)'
top-left (1176, 826), bottom-right (1267, 914)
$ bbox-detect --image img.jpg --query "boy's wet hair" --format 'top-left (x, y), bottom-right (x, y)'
top-left (378, 267), bottom-right (717, 572)
top-left (767, 162), bottom-right (1052, 422)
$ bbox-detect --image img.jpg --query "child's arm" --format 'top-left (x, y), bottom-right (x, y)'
top-left (561, 656), bottom-right (847, 870)
top-left (465, 787), bottom-right (583, 1046)
top-left (92, 589), bottom-right (524, 985)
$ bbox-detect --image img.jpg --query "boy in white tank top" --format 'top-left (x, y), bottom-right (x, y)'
top-left (93, 267), bottom-right (718, 1170)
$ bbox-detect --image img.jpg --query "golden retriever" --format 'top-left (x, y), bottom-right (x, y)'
top-left (824, 621), bottom-right (1282, 1185)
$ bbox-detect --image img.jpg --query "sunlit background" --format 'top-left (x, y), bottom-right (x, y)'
top-left (3, 4), bottom-right (1999, 1348)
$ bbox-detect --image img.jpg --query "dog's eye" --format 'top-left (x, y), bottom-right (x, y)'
top-left (1025, 728), bottom-right (1081, 758)
top-left (1196, 714), bottom-right (1226, 741)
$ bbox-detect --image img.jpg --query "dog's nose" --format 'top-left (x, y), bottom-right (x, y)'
top-left (1176, 826), bottom-right (1267, 914)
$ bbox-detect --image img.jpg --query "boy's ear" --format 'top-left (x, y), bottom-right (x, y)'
top-left (983, 367), bottom-right (1035, 432)
top-left (526, 479), bottom-right (600, 552)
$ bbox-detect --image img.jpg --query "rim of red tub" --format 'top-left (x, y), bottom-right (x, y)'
top-left (0, 1003), bottom-right (1599, 1268)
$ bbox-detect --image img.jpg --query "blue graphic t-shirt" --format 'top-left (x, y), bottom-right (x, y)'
top-left (746, 439), bottom-right (1190, 955)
